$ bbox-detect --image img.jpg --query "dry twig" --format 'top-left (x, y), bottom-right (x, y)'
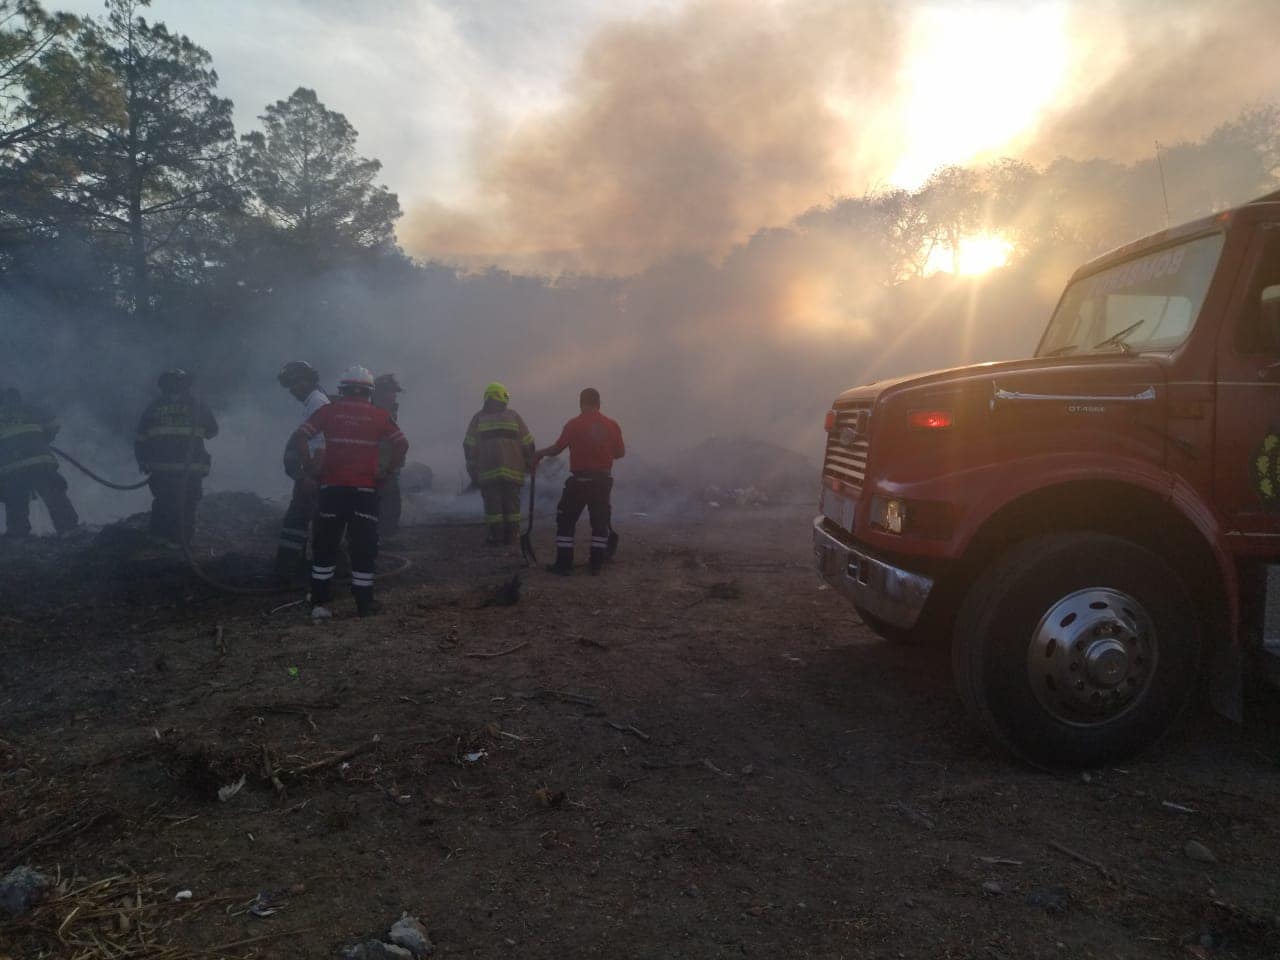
top-left (1047, 839), bottom-right (1117, 882)
top-left (465, 640), bottom-right (529, 659)
top-left (605, 720), bottom-right (652, 742)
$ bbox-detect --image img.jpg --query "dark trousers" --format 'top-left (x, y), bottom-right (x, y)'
top-left (480, 480), bottom-right (522, 544)
top-left (1, 465), bottom-right (79, 536)
top-left (275, 477), bottom-right (318, 576)
top-left (311, 485), bottom-right (378, 612)
top-left (378, 473), bottom-right (402, 537)
top-left (554, 474), bottom-right (613, 569)
top-left (148, 473), bottom-right (203, 544)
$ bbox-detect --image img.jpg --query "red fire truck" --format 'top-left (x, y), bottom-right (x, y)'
top-left (814, 192), bottom-right (1280, 766)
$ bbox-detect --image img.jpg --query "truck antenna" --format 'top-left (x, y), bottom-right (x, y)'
top-left (1154, 140), bottom-right (1171, 228)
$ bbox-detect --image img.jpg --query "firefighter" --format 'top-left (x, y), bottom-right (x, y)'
top-left (290, 365), bottom-right (407, 619)
top-left (372, 373), bottom-right (403, 539)
top-left (463, 382), bottom-right (535, 546)
top-left (134, 370), bottom-right (219, 546)
top-left (534, 387), bottom-right (625, 576)
top-left (274, 361), bottom-right (329, 581)
top-left (0, 387), bottom-right (80, 538)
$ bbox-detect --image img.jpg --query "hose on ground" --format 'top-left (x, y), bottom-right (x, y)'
top-left (50, 445), bottom-right (150, 491)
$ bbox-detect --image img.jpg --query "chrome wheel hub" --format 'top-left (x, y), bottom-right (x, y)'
top-left (1026, 587), bottom-right (1157, 726)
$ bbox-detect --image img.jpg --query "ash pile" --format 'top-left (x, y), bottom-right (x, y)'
top-left (676, 437), bottom-right (815, 510)
top-left (92, 490), bottom-right (281, 557)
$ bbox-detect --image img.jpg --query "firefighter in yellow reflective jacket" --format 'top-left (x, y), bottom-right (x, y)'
top-left (463, 382), bottom-right (535, 545)
top-left (0, 387), bottom-right (79, 538)
top-left (134, 370), bottom-right (219, 545)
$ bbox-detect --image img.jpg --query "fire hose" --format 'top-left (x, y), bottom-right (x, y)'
top-left (50, 445), bottom-right (150, 491)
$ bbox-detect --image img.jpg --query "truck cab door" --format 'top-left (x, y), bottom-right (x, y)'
top-left (1215, 222), bottom-right (1280, 545)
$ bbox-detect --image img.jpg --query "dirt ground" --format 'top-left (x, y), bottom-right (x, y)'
top-left (3, 501), bottom-right (1280, 959)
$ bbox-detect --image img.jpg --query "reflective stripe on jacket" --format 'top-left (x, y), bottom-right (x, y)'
top-left (464, 405), bottom-right (534, 484)
top-left (0, 403), bottom-right (59, 475)
top-left (135, 396), bottom-right (219, 474)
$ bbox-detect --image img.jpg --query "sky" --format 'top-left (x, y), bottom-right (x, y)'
top-left (130, 0), bottom-right (1280, 274)
top-left (145, 0), bottom-right (679, 207)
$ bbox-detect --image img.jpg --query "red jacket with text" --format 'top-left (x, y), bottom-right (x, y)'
top-left (295, 396), bottom-right (407, 488)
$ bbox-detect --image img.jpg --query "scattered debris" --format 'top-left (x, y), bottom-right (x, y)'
top-left (343, 940), bottom-right (415, 960)
top-left (534, 786), bottom-right (567, 808)
top-left (218, 773), bottom-right (247, 803)
top-left (174, 889), bottom-right (193, 901)
top-left (891, 800), bottom-right (937, 831)
top-left (1162, 800), bottom-right (1198, 815)
top-left (606, 720), bottom-right (652, 742)
top-left (465, 639), bottom-right (529, 659)
top-left (1048, 840), bottom-right (1117, 882)
top-left (462, 750), bottom-right (488, 763)
top-left (977, 857), bottom-right (1023, 867)
top-left (684, 579), bottom-right (744, 608)
top-left (248, 888), bottom-right (287, 918)
top-left (389, 913), bottom-right (435, 957)
top-left (606, 773), bottom-right (647, 790)
top-left (1185, 840), bottom-right (1218, 864)
top-left (0, 865), bottom-right (50, 918)
top-left (478, 573), bottom-right (521, 607)
top-left (981, 880), bottom-right (1004, 897)
top-left (1025, 887), bottom-right (1069, 914)
top-left (517, 689), bottom-right (597, 708)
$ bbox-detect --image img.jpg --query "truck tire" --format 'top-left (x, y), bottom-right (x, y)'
top-left (952, 532), bottom-right (1202, 768)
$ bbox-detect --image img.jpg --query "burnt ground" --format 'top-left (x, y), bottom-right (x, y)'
top-left (3, 498), bottom-right (1280, 959)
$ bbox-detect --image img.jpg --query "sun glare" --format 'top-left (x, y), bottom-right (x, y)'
top-left (924, 232), bottom-right (1014, 277)
top-left (891, 2), bottom-right (1069, 189)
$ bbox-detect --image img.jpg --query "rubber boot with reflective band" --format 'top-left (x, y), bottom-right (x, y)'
top-left (548, 538), bottom-right (574, 575)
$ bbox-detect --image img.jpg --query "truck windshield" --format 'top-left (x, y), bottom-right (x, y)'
top-left (1037, 232), bottom-right (1225, 357)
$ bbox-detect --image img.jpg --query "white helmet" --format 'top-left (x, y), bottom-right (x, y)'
top-left (338, 364), bottom-right (375, 395)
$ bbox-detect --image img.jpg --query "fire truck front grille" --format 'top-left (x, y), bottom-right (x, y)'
top-left (823, 400), bottom-right (872, 490)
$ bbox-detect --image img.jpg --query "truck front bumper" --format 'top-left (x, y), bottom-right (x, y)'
top-left (812, 517), bottom-right (934, 630)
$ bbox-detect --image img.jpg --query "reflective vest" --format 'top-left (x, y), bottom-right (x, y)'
top-left (0, 403), bottom-right (58, 477)
top-left (464, 405), bottom-right (535, 484)
top-left (135, 396), bottom-right (219, 476)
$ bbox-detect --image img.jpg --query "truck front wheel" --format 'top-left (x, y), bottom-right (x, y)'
top-left (952, 532), bottom-right (1202, 767)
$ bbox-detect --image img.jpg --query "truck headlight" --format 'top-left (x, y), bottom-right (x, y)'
top-left (869, 495), bottom-right (905, 534)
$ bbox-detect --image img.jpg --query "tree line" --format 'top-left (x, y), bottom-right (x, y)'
top-left (1, 0), bottom-right (402, 332)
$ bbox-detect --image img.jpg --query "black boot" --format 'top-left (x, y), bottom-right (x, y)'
top-left (354, 586), bottom-right (376, 617)
top-left (589, 547), bottom-right (605, 575)
top-left (546, 545), bottom-right (573, 576)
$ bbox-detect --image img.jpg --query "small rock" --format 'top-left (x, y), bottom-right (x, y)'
top-left (981, 881), bottom-right (1004, 897)
top-left (1184, 840), bottom-right (1217, 864)
top-left (0, 866), bottom-right (51, 918)
top-left (342, 941), bottom-right (414, 960)
top-left (1025, 886), bottom-right (1068, 914)
top-left (684, 885), bottom-right (700, 898)
top-left (388, 914), bottom-right (434, 957)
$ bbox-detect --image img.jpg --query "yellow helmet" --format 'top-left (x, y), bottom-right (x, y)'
top-left (483, 381), bottom-right (510, 404)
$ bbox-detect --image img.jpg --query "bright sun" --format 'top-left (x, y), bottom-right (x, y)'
top-left (891, 3), bottom-right (1069, 189)
top-left (925, 232), bottom-right (1015, 277)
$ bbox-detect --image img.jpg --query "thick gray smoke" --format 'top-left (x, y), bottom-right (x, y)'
top-left (5, 0), bottom-right (1280, 534)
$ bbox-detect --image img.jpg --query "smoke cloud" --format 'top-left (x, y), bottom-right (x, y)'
top-left (403, 0), bottom-right (1280, 273)
top-left (402, 0), bottom-right (906, 273)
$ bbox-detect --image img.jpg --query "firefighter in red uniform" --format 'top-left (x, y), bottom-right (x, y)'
top-left (534, 387), bottom-right (625, 576)
top-left (288, 365), bottom-right (408, 619)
